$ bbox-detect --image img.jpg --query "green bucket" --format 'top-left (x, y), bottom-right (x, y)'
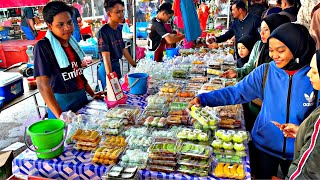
top-left (24, 119), bottom-right (66, 159)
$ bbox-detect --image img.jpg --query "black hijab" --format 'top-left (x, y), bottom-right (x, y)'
top-left (257, 14), bottom-right (291, 66)
top-left (269, 23), bottom-right (316, 71)
top-left (237, 35), bottom-right (257, 67)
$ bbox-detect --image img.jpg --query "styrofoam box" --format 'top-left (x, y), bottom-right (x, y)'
top-left (0, 72), bottom-right (24, 103)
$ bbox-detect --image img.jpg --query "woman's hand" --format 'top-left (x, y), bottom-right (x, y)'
top-left (187, 97), bottom-right (201, 109)
top-left (92, 91), bottom-right (105, 100)
top-left (280, 123), bottom-right (299, 138)
top-left (221, 69), bottom-right (237, 78)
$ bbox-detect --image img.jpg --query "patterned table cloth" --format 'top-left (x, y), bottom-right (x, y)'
top-left (13, 92), bottom-right (251, 180)
top-left (12, 147), bottom-right (109, 180)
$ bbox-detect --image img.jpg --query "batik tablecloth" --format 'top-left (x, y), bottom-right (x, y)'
top-left (12, 146), bottom-right (109, 180)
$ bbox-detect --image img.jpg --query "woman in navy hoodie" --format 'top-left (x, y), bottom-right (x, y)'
top-left (188, 23), bottom-right (316, 179)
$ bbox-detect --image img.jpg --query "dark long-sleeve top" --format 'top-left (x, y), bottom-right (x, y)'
top-left (216, 13), bottom-right (260, 44)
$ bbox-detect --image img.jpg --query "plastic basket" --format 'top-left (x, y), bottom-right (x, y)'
top-left (80, 45), bottom-right (99, 59)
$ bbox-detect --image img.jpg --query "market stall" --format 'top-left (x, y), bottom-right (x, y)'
top-left (12, 45), bottom-right (252, 180)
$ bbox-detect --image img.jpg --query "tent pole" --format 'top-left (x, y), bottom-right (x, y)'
top-left (132, 0), bottom-right (136, 62)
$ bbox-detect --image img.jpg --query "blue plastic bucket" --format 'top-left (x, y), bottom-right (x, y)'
top-left (128, 73), bottom-right (149, 95)
top-left (166, 48), bottom-right (179, 58)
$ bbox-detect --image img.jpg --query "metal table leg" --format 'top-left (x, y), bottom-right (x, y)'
top-left (33, 95), bottom-right (41, 118)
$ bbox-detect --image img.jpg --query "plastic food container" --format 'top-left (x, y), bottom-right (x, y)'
top-left (91, 146), bottom-right (125, 165)
top-left (180, 143), bottom-right (212, 159)
top-left (212, 162), bottom-right (245, 179)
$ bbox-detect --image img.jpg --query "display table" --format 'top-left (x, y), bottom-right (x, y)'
top-left (12, 91), bottom-right (251, 179)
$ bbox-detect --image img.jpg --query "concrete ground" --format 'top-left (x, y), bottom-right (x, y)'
top-left (0, 60), bottom-right (131, 150)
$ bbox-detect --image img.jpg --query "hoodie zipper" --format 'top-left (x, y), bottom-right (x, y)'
top-left (283, 75), bottom-right (293, 160)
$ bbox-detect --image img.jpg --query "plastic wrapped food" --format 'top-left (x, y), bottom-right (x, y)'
top-left (180, 143), bottom-right (212, 158)
top-left (102, 135), bottom-right (127, 147)
top-left (119, 149), bottom-right (148, 168)
top-left (178, 165), bottom-right (209, 176)
top-left (92, 146), bottom-right (125, 165)
top-left (213, 163), bottom-right (245, 179)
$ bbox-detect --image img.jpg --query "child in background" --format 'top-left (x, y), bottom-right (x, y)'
top-left (236, 35), bottom-right (257, 68)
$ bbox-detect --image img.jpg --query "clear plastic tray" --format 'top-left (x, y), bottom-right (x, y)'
top-left (102, 135), bottom-right (127, 147)
top-left (142, 116), bottom-right (167, 128)
top-left (213, 148), bottom-right (247, 157)
top-left (167, 115), bottom-right (189, 126)
top-left (170, 102), bottom-right (189, 109)
top-left (189, 76), bottom-right (209, 83)
top-left (212, 162), bottom-right (245, 179)
top-left (209, 77), bottom-right (224, 85)
top-left (187, 107), bottom-right (220, 127)
top-left (146, 95), bottom-right (168, 104)
top-left (214, 154), bottom-right (243, 164)
top-left (168, 108), bottom-right (189, 116)
top-left (103, 165), bottom-right (139, 179)
top-left (176, 128), bottom-right (209, 142)
top-left (126, 135), bottom-right (152, 151)
top-left (98, 118), bottom-right (123, 129)
top-left (178, 155), bottom-right (211, 168)
top-left (148, 141), bottom-right (181, 155)
top-left (123, 127), bottom-right (149, 137)
top-left (105, 105), bottom-right (140, 124)
top-left (214, 129), bottom-right (250, 143)
top-left (148, 159), bottom-right (177, 167)
top-left (147, 165), bottom-right (175, 173)
top-left (176, 91), bottom-right (196, 98)
top-left (91, 146), bottom-right (125, 164)
top-left (180, 143), bottom-right (212, 158)
top-left (120, 149), bottom-right (148, 168)
top-left (201, 83), bottom-right (224, 91)
top-left (148, 154), bottom-right (177, 161)
top-left (172, 69), bottom-right (188, 79)
top-left (71, 129), bottom-right (100, 142)
top-left (190, 66), bottom-right (206, 75)
top-left (177, 165), bottom-right (209, 177)
top-left (214, 105), bottom-right (241, 119)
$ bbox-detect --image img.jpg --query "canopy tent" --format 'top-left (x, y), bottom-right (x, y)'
top-left (0, 0), bottom-right (48, 8)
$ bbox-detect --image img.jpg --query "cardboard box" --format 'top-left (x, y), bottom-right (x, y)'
top-left (0, 151), bottom-right (14, 179)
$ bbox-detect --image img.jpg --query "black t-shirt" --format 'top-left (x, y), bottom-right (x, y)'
top-left (147, 18), bottom-right (169, 51)
top-left (97, 24), bottom-right (125, 62)
top-left (33, 38), bottom-right (88, 94)
top-left (21, 7), bottom-right (34, 27)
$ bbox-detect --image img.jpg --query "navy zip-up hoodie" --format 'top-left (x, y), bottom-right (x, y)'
top-left (198, 62), bottom-right (316, 159)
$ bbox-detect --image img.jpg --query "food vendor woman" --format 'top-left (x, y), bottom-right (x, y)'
top-left (34, 1), bottom-right (103, 118)
top-left (147, 2), bottom-right (185, 62)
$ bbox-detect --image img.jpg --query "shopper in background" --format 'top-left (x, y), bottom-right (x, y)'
top-left (236, 35), bottom-right (257, 68)
top-left (34, 1), bottom-right (103, 119)
top-left (81, 0), bottom-right (90, 17)
top-left (222, 14), bottom-right (290, 80)
top-left (72, 0), bottom-right (83, 16)
top-left (310, 6), bottom-right (320, 49)
top-left (147, 2), bottom-right (185, 62)
top-left (249, 0), bottom-right (267, 18)
top-left (21, 7), bottom-right (38, 40)
top-left (71, 6), bottom-right (82, 42)
top-left (261, 0), bottom-right (282, 18)
top-left (207, 0), bottom-right (260, 57)
top-left (272, 50), bottom-right (320, 180)
top-left (189, 23), bottom-right (316, 179)
top-left (279, 0), bottom-right (299, 21)
top-left (297, 0), bottom-right (320, 30)
top-left (97, 0), bottom-right (136, 89)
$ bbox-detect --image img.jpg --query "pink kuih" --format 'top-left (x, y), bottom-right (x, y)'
top-left (104, 94), bottom-right (128, 108)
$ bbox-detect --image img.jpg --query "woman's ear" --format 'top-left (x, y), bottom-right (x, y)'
top-left (47, 23), bottom-right (52, 31)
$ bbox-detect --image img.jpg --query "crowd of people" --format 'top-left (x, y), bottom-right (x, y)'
top-left (30, 0), bottom-right (320, 179)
